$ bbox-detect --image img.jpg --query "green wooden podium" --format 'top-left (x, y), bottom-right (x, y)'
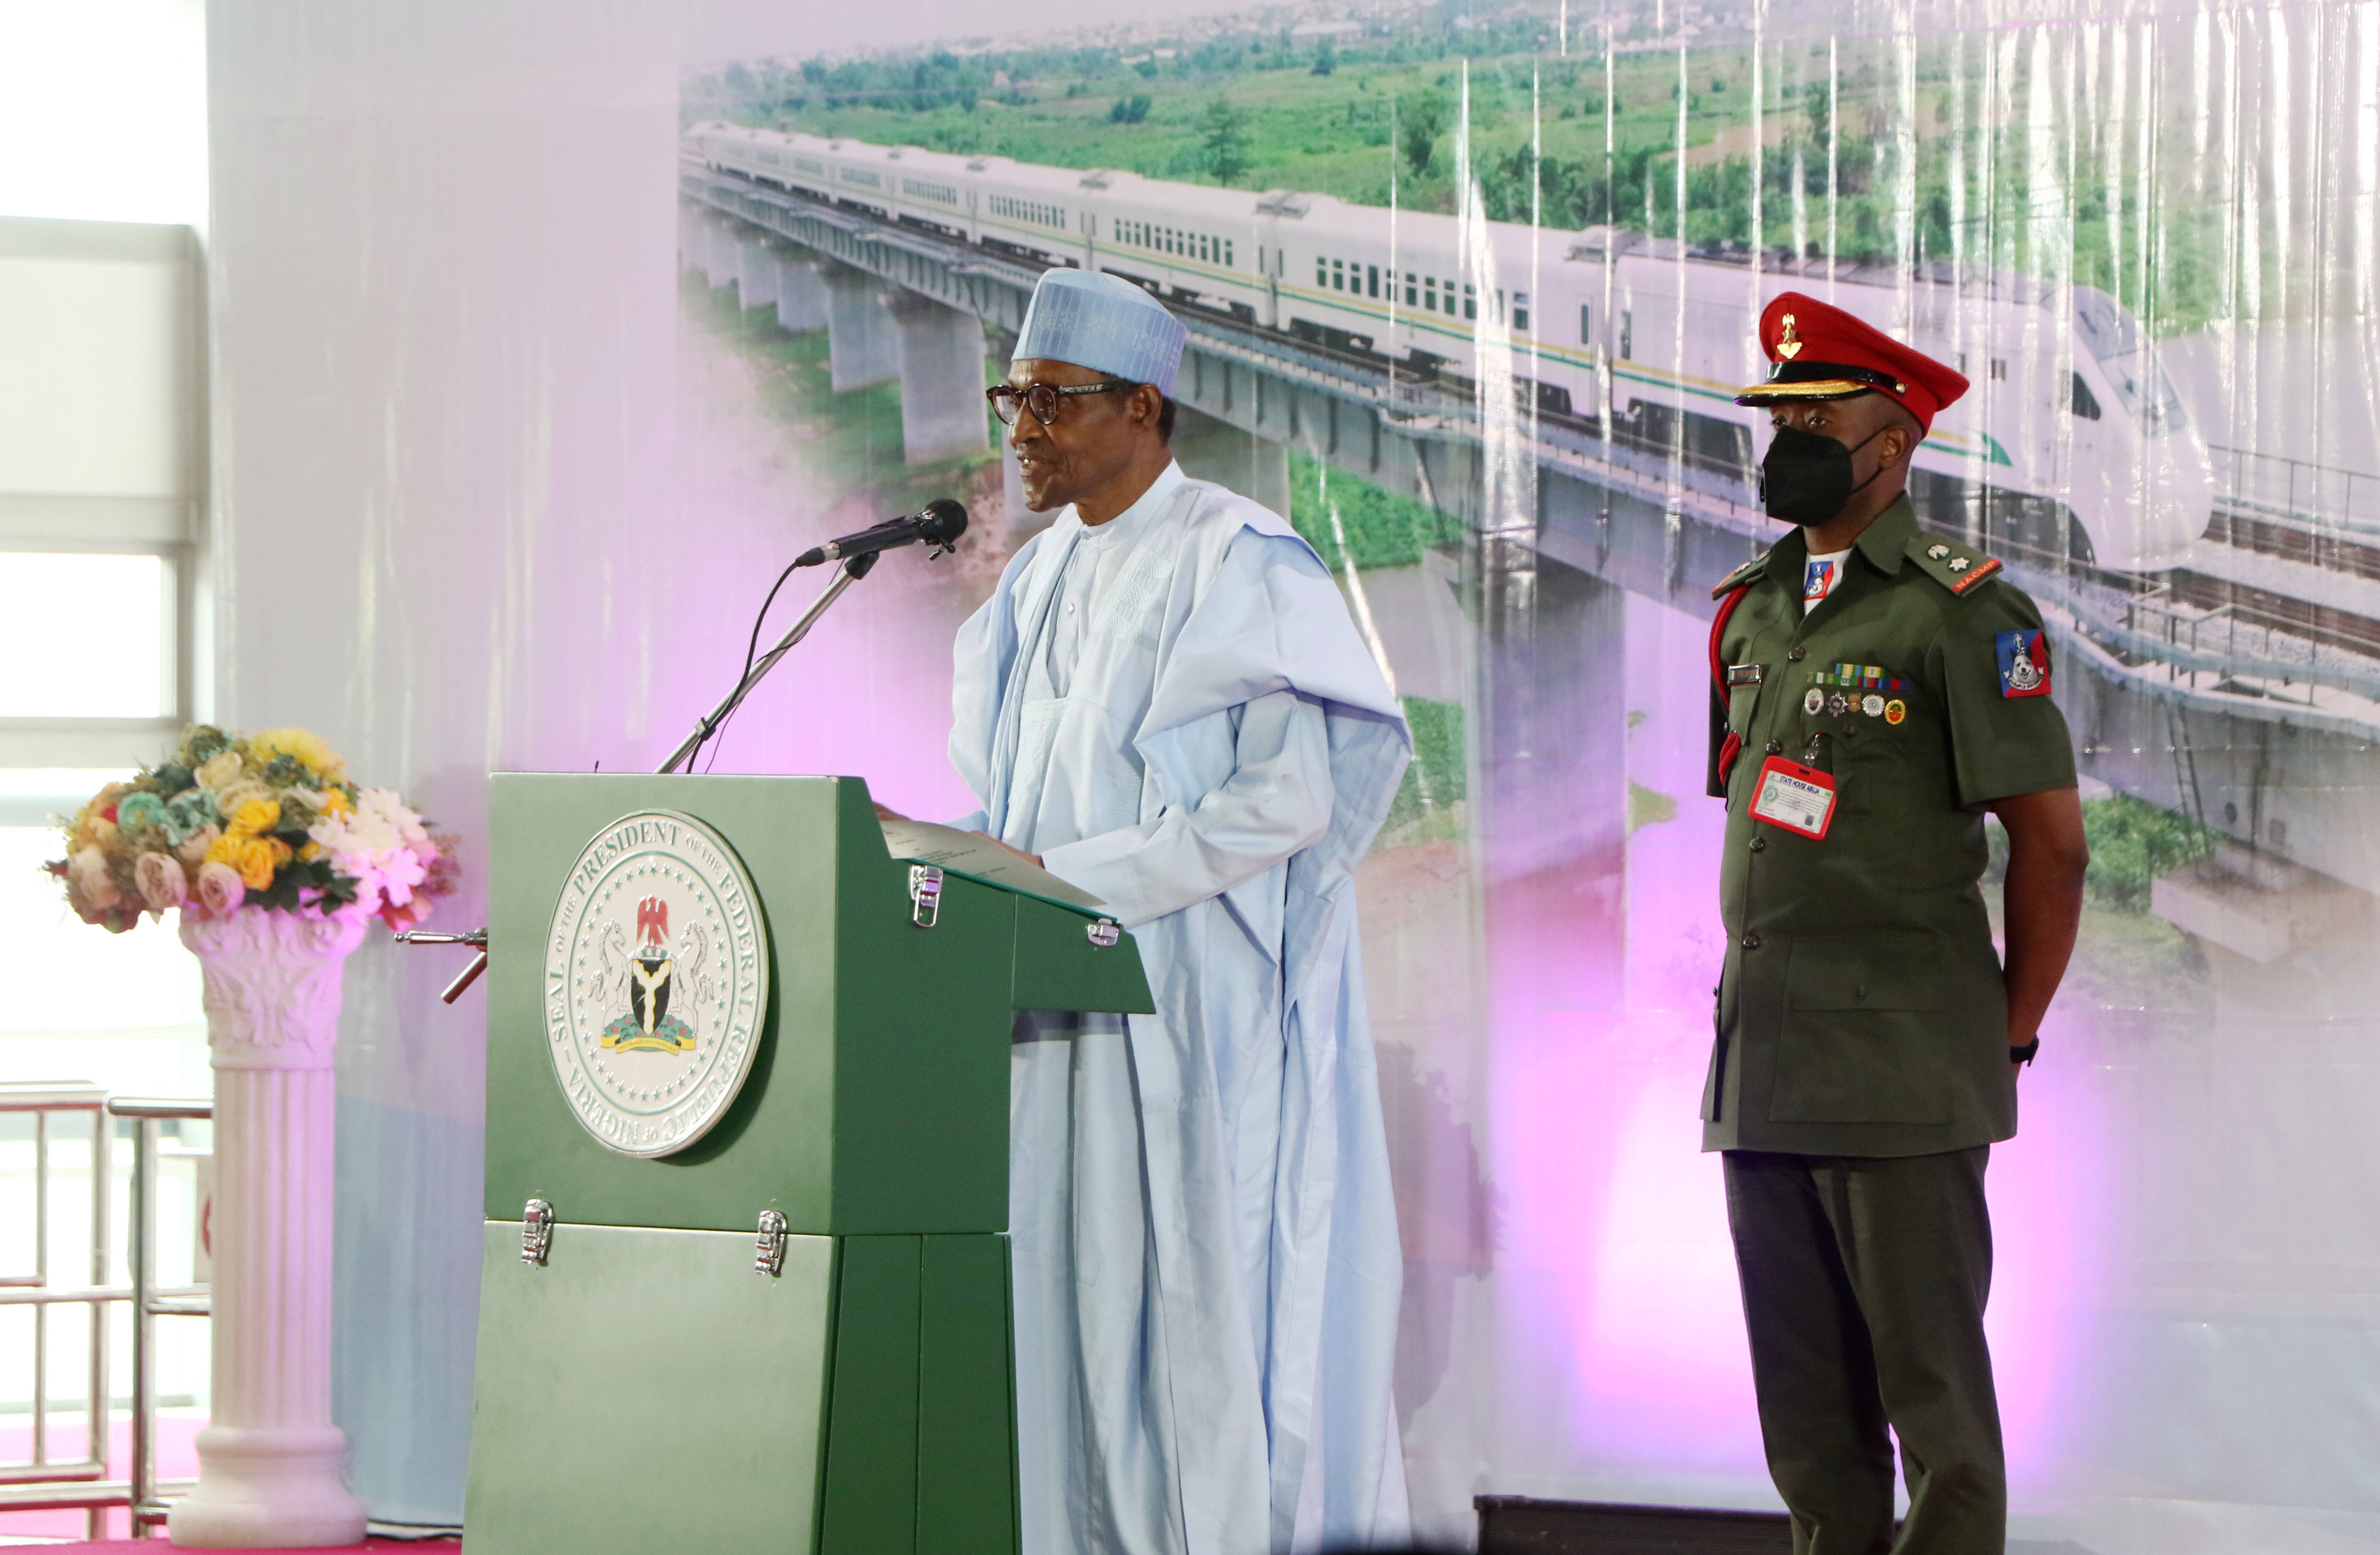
top-left (461, 774), bottom-right (1151, 1555)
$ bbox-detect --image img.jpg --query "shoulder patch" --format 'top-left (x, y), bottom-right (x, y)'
top-left (1710, 552), bottom-right (1770, 601)
top-left (1906, 532), bottom-right (2004, 596)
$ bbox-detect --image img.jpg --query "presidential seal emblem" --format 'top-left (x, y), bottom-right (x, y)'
top-left (544, 810), bottom-right (768, 1158)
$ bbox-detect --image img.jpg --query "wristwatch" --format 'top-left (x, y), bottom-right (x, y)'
top-left (2010, 1036), bottom-right (2041, 1066)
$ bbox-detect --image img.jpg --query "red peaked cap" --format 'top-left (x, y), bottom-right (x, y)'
top-left (1733, 290), bottom-right (1970, 433)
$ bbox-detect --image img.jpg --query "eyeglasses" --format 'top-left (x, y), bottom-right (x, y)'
top-left (985, 380), bottom-right (1132, 427)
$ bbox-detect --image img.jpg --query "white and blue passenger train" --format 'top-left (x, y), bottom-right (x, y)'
top-left (690, 121), bottom-right (2212, 573)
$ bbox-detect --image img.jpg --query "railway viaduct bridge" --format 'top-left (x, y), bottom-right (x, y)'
top-left (680, 165), bottom-right (2380, 979)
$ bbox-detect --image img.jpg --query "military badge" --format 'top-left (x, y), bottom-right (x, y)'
top-left (1826, 692), bottom-right (1850, 717)
top-left (1884, 698), bottom-right (1907, 725)
top-left (544, 809), bottom-right (769, 1158)
top-left (1861, 694), bottom-right (1886, 718)
top-left (1996, 629), bottom-right (2053, 698)
top-left (1926, 544), bottom-right (1951, 560)
top-left (1803, 687), bottom-right (1825, 715)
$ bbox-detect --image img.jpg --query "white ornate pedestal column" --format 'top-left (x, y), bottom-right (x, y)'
top-left (171, 908), bottom-right (371, 1549)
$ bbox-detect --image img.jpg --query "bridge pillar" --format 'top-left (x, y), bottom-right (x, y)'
top-left (676, 206), bottom-right (706, 276)
top-left (734, 234), bottom-right (778, 311)
top-left (820, 262), bottom-right (900, 393)
top-left (1478, 539), bottom-right (1629, 1022)
top-left (1171, 403), bottom-right (1291, 519)
top-left (701, 220), bottom-right (739, 289)
top-left (888, 293), bottom-right (990, 465)
top-left (773, 253), bottom-right (828, 333)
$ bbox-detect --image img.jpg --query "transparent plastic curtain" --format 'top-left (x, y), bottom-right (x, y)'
top-left (660, 2), bottom-right (2380, 1547)
top-left (212, 0), bottom-right (2380, 1542)
top-left (1389, 4), bottom-right (2380, 1551)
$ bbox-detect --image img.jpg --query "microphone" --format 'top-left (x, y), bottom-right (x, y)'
top-left (794, 498), bottom-right (968, 568)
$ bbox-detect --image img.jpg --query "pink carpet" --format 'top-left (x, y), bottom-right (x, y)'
top-left (45, 1533), bottom-right (447, 1543)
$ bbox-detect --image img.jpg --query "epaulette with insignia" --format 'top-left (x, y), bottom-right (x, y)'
top-left (1709, 552), bottom-right (1770, 600)
top-left (1906, 533), bottom-right (2003, 596)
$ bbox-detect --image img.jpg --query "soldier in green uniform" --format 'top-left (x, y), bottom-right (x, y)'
top-left (1704, 292), bottom-right (2091, 1555)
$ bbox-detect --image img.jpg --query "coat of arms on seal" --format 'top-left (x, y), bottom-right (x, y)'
top-left (544, 809), bottom-right (768, 1158)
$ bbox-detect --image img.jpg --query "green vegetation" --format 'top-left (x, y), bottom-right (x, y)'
top-left (1628, 780), bottom-right (1678, 834)
top-left (1287, 450), bottom-right (1463, 570)
top-left (691, 8), bottom-right (2253, 337)
top-left (1985, 793), bottom-right (2223, 914)
top-left (1384, 697), bottom-right (1467, 836)
top-left (2079, 793), bottom-right (2224, 913)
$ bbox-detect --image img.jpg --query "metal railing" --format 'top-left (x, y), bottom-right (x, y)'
top-left (0, 1083), bottom-right (209, 1538)
top-left (117, 1097), bottom-right (213, 1536)
top-left (2210, 443), bottom-right (2380, 537)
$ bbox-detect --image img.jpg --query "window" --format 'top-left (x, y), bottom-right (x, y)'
top-left (1621, 310), bottom-right (1633, 359)
top-left (1317, 257), bottom-right (1328, 287)
top-left (1424, 277), bottom-right (1437, 310)
top-left (1332, 259), bottom-right (1345, 291)
top-left (1990, 358), bottom-right (2008, 381)
top-left (1, 218), bottom-right (200, 768)
top-left (1580, 302), bottom-right (1592, 344)
top-left (2069, 372), bottom-right (2103, 421)
top-left (1406, 272), bottom-right (1418, 306)
top-left (1443, 280), bottom-right (1456, 314)
top-left (1463, 283), bottom-right (1477, 321)
top-left (1514, 292), bottom-right (1530, 332)
top-left (1225, 240), bottom-right (1234, 268)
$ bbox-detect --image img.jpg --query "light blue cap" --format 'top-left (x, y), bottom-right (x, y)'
top-left (1013, 269), bottom-right (1187, 396)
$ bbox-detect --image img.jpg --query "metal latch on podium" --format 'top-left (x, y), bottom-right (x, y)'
top-left (521, 1199), bottom-right (555, 1266)
top-left (909, 865), bottom-right (943, 929)
top-left (755, 1210), bottom-right (788, 1277)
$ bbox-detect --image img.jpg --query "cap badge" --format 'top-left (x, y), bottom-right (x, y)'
top-left (1927, 544), bottom-right (1951, 560)
top-left (1948, 556), bottom-right (1972, 573)
top-left (1777, 313), bottom-right (1802, 360)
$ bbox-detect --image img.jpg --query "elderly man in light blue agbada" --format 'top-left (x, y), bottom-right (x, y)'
top-left (949, 267), bottom-right (1415, 1552)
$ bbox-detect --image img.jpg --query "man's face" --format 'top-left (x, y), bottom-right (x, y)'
top-left (1767, 392), bottom-right (1910, 482)
top-left (1005, 357), bottom-right (1148, 513)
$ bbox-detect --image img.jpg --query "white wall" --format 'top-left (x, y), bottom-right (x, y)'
top-left (204, 2), bottom-right (683, 1523)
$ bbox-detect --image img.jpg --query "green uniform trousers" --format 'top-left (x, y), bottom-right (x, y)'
top-left (1723, 1147), bottom-right (2004, 1555)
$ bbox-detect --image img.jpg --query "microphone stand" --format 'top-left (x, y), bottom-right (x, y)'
top-left (410, 551), bottom-right (882, 1004)
top-left (656, 550), bottom-right (879, 776)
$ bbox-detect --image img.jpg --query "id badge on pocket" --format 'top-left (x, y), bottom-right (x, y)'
top-left (1751, 755), bottom-right (1838, 840)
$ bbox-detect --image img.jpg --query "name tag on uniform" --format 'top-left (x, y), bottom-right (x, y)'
top-left (1726, 663), bottom-right (1765, 687)
top-left (1751, 755), bottom-right (1837, 840)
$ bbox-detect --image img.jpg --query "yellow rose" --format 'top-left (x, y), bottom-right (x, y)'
top-left (319, 787), bottom-right (354, 818)
top-left (231, 835), bottom-right (288, 891)
top-left (226, 798), bottom-right (282, 838)
top-left (299, 840), bottom-right (322, 862)
top-left (251, 728), bottom-right (346, 780)
top-left (204, 833), bottom-right (241, 866)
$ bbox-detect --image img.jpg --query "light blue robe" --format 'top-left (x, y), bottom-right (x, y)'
top-left (949, 465), bottom-right (1415, 1554)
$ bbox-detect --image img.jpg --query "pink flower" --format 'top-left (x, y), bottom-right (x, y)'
top-left (194, 860), bottom-right (246, 916)
top-left (68, 848), bottom-right (121, 910)
top-left (135, 851), bottom-right (188, 913)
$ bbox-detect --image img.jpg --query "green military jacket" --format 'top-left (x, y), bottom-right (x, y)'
top-left (1702, 497), bottom-right (2076, 1157)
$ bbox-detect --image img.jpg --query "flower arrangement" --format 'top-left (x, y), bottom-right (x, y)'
top-left (45, 725), bottom-right (459, 934)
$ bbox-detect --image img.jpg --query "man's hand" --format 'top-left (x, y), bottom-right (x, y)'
top-left (1989, 786), bottom-right (2090, 1073)
top-left (873, 802), bottom-right (909, 823)
top-left (973, 831), bottom-right (1043, 870)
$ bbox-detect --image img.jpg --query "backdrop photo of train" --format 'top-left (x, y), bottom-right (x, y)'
top-left (673, 1), bottom-right (2380, 1546)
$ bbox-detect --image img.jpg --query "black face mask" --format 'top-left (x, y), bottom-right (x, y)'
top-left (1759, 424), bottom-right (1887, 525)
